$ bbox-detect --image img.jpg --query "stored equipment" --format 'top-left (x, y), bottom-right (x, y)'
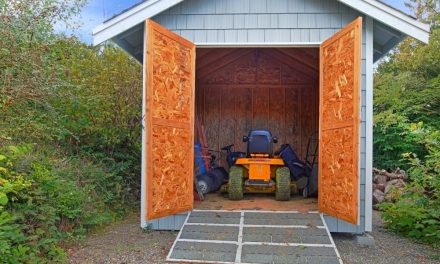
top-left (227, 130), bottom-right (295, 201)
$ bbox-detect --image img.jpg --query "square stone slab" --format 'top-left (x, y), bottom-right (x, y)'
top-left (187, 211), bottom-right (241, 224)
top-left (244, 212), bottom-right (323, 226)
top-left (241, 244), bottom-right (339, 264)
top-left (180, 225), bottom-right (239, 241)
top-left (243, 226), bottom-right (331, 244)
top-left (169, 241), bottom-right (237, 263)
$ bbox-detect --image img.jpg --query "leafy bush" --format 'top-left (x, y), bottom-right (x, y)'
top-left (380, 199), bottom-right (440, 245)
top-left (0, 144), bottom-right (132, 263)
top-left (374, 6), bottom-right (440, 169)
top-left (380, 129), bottom-right (440, 245)
top-left (0, 0), bottom-right (142, 262)
top-left (373, 111), bottom-right (427, 169)
top-left (374, 0), bottom-right (440, 246)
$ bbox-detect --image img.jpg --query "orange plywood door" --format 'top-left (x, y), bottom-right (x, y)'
top-left (145, 19), bottom-right (195, 220)
top-left (318, 17), bottom-right (362, 225)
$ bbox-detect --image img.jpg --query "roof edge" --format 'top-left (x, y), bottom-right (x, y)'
top-left (92, 0), bottom-right (184, 46)
top-left (338, 0), bottom-right (430, 43)
top-left (92, 0), bottom-right (431, 46)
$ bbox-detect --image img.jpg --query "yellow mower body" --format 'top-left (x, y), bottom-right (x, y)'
top-left (235, 154), bottom-right (284, 181)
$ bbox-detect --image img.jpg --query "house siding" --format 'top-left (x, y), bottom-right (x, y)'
top-left (153, 0), bottom-right (361, 43)
top-left (147, 0), bottom-right (371, 234)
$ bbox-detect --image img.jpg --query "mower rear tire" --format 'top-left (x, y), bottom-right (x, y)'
top-left (275, 167), bottom-right (291, 201)
top-left (228, 166), bottom-right (244, 200)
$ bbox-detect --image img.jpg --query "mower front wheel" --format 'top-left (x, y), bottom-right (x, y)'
top-left (275, 167), bottom-right (291, 201)
top-left (228, 166), bottom-right (244, 200)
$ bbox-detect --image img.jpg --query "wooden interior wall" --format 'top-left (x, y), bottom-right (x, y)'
top-left (196, 48), bottom-right (319, 165)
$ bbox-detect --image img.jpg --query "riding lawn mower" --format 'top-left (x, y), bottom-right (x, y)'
top-left (226, 130), bottom-right (297, 201)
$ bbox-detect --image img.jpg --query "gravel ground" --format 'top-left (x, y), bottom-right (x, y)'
top-left (68, 211), bottom-right (439, 264)
top-left (68, 215), bottom-right (177, 264)
top-left (334, 211), bottom-right (439, 264)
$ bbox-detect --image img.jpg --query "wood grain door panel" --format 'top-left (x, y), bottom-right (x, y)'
top-left (145, 19), bottom-right (195, 220)
top-left (318, 17), bottom-right (362, 225)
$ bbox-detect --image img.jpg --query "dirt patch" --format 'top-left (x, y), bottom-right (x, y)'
top-left (68, 210), bottom-right (439, 264)
top-left (195, 193), bottom-right (318, 212)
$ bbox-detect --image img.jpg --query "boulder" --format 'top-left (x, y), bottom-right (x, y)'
top-left (384, 179), bottom-right (406, 194)
top-left (375, 183), bottom-right (385, 192)
top-left (373, 189), bottom-right (385, 204)
top-left (374, 174), bottom-right (388, 185)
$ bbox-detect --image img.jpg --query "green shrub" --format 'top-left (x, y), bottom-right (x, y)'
top-left (380, 130), bottom-right (440, 246)
top-left (373, 111), bottom-right (427, 169)
top-left (0, 144), bottom-right (135, 263)
top-left (0, 0), bottom-right (141, 262)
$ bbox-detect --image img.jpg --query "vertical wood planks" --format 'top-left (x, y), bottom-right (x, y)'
top-left (235, 87), bottom-right (253, 152)
top-left (269, 87), bottom-right (286, 146)
top-left (219, 86), bottom-right (236, 167)
top-left (204, 87), bottom-right (221, 152)
top-left (196, 48), bottom-right (318, 158)
top-left (285, 87), bottom-right (302, 157)
top-left (252, 87), bottom-right (269, 129)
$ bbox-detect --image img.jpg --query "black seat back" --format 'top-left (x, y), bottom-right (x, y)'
top-left (246, 130), bottom-right (273, 155)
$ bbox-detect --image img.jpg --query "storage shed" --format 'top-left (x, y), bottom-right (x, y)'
top-left (92, 0), bottom-right (429, 234)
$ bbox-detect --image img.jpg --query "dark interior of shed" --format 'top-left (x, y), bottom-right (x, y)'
top-left (194, 48), bottom-right (320, 210)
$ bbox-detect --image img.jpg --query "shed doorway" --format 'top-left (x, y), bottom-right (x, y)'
top-left (144, 18), bottom-right (361, 226)
top-left (194, 47), bottom-right (319, 212)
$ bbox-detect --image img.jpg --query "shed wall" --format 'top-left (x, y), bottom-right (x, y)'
top-left (147, 0), bottom-right (371, 234)
top-left (196, 48), bottom-right (319, 165)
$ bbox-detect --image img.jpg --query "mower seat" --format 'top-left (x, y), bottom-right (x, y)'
top-left (243, 130), bottom-right (277, 156)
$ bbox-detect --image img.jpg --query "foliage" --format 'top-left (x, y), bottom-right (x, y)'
top-left (0, 0), bottom-right (142, 262)
top-left (375, 0), bottom-right (440, 246)
top-left (373, 111), bottom-right (427, 169)
top-left (380, 129), bottom-right (440, 246)
top-left (373, 5), bottom-right (440, 168)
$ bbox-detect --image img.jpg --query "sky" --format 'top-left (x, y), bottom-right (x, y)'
top-left (67, 0), bottom-right (411, 44)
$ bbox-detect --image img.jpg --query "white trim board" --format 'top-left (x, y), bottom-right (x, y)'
top-left (339, 0), bottom-right (429, 43)
top-left (364, 16), bottom-right (374, 232)
top-left (92, 0), bottom-right (429, 46)
top-left (195, 42), bottom-right (321, 48)
top-left (140, 23), bottom-right (147, 229)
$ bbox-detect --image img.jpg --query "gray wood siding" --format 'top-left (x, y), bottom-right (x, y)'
top-left (148, 0), bottom-right (371, 234)
top-left (153, 0), bottom-right (361, 43)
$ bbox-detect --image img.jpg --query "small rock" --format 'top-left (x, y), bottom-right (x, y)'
top-left (384, 179), bottom-right (406, 194)
top-left (373, 189), bottom-right (385, 204)
top-left (384, 186), bottom-right (405, 202)
top-left (374, 183), bottom-right (385, 192)
top-left (374, 174), bottom-right (387, 185)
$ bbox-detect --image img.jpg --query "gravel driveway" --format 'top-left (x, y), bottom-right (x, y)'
top-left (68, 211), bottom-right (439, 264)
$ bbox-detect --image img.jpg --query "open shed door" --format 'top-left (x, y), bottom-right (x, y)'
top-left (318, 17), bottom-right (362, 225)
top-left (145, 19), bottom-right (195, 220)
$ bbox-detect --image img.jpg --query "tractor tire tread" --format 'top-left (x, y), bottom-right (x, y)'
top-left (275, 167), bottom-right (291, 201)
top-left (228, 166), bottom-right (244, 200)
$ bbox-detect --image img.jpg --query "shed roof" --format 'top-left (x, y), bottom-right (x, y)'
top-left (92, 0), bottom-right (430, 62)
